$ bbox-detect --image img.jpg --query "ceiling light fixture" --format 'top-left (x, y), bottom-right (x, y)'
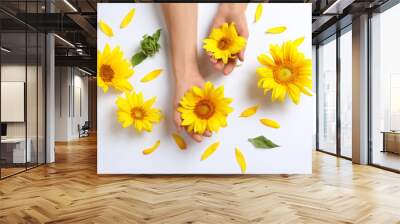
top-left (322, 0), bottom-right (354, 15)
top-left (63, 0), bottom-right (78, 12)
top-left (78, 67), bottom-right (93, 76)
top-left (54, 34), bottom-right (75, 48)
top-left (1, 47), bottom-right (11, 53)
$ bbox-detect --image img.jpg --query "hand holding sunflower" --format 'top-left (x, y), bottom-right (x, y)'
top-left (173, 72), bottom-right (213, 142)
top-left (203, 3), bottom-right (248, 75)
top-left (178, 82), bottom-right (234, 137)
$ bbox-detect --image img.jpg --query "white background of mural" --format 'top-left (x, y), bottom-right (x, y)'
top-left (97, 3), bottom-right (313, 174)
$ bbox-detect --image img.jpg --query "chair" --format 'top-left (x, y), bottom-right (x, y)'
top-left (78, 121), bottom-right (90, 138)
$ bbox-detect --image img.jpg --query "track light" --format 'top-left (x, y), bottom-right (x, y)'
top-left (322, 0), bottom-right (354, 15)
top-left (1, 47), bottom-right (11, 53)
top-left (78, 67), bottom-right (93, 76)
top-left (54, 34), bottom-right (75, 48)
top-left (63, 0), bottom-right (78, 12)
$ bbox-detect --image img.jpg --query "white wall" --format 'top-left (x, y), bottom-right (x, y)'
top-left (54, 67), bottom-right (89, 141)
top-left (1, 65), bottom-right (37, 138)
top-left (1, 64), bottom-right (46, 164)
top-left (312, 45), bottom-right (317, 150)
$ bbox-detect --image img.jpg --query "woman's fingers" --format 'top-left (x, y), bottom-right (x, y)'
top-left (189, 132), bottom-right (203, 142)
top-left (236, 18), bottom-right (249, 62)
top-left (208, 53), bottom-right (218, 64)
top-left (213, 61), bottom-right (224, 72)
top-left (238, 51), bottom-right (245, 62)
top-left (204, 130), bottom-right (212, 137)
top-left (223, 58), bottom-right (237, 75)
top-left (174, 111), bottom-right (183, 133)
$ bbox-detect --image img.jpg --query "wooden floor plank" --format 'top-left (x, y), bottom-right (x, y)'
top-left (1, 135), bottom-right (400, 223)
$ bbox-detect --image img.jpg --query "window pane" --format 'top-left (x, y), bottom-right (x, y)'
top-left (1, 30), bottom-right (28, 177)
top-left (38, 32), bottom-right (45, 165)
top-left (318, 37), bottom-right (337, 154)
top-left (371, 3), bottom-right (400, 171)
top-left (27, 31), bottom-right (38, 169)
top-left (340, 29), bottom-right (352, 158)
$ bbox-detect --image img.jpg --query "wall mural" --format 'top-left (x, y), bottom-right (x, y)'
top-left (97, 3), bottom-right (313, 174)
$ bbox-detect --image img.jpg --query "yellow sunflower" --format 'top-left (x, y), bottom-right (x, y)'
top-left (97, 44), bottom-right (134, 93)
top-left (116, 91), bottom-right (162, 132)
top-left (178, 82), bottom-right (233, 135)
top-left (203, 22), bottom-right (246, 64)
top-left (256, 38), bottom-right (312, 104)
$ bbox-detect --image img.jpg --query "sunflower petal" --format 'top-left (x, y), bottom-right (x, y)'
top-left (254, 3), bottom-right (263, 23)
top-left (288, 84), bottom-right (301, 104)
top-left (99, 20), bottom-right (114, 37)
top-left (172, 133), bottom-right (187, 150)
top-left (140, 69), bottom-right (163, 83)
top-left (293, 36), bottom-right (305, 46)
top-left (260, 118), bottom-right (280, 129)
top-left (142, 140), bottom-right (160, 155)
top-left (200, 141), bottom-right (220, 161)
top-left (120, 8), bottom-right (135, 29)
top-left (240, 105), bottom-right (259, 118)
top-left (266, 26), bottom-right (287, 34)
top-left (235, 147), bottom-right (246, 174)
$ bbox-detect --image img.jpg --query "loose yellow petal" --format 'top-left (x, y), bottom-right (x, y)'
top-left (294, 36), bottom-right (305, 46)
top-left (254, 3), bottom-right (263, 23)
top-left (142, 140), bottom-right (160, 155)
top-left (235, 147), bottom-right (246, 174)
top-left (140, 69), bottom-right (163, 83)
top-left (99, 20), bottom-right (113, 37)
top-left (200, 141), bottom-right (220, 161)
top-left (172, 133), bottom-right (187, 150)
top-left (120, 8), bottom-right (135, 29)
top-left (265, 26), bottom-right (287, 34)
top-left (240, 105), bottom-right (260, 118)
top-left (260, 118), bottom-right (280, 129)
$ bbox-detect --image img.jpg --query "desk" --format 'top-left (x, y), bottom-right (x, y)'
top-left (1, 138), bottom-right (31, 163)
top-left (382, 131), bottom-right (400, 154)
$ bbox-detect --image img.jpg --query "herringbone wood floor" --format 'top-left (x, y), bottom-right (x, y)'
top-left (1, 135), bottom-right (400, 224)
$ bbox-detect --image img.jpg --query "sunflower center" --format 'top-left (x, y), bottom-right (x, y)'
top-left (194, 100), bottom-right (215, 119)
top-left (131, 107), bottom-right (145, 120)
top-left (277, 67), bottom-right (293, 82)
top-left (100, 65), bottom-right (114, 82)
top-left (218, 38), bottom-right (232, 50)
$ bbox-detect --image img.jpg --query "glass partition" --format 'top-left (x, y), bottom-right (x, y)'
top-left (1, 30), bottom-right (28, 177)
top-left (317, 36), bottom-right (337, 155)
top-left (0, 0), bottom-right (46, 179)
top-left (370, 3), bottom-right (400, 171)
top-left (339, 28), bottom-right (352, 158)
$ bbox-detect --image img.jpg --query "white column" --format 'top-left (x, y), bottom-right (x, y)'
top-left (45, 0), bottom-right (56, 163)
top-left (46, 33), bottom-right (55, 163)
top-left (352, 14), bottom-right (369, 164)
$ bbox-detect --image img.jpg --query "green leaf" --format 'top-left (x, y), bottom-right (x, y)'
top-left (248, 136), bottom-right (279, 149)
top-left (131, 51), bottom-right (147, 67)
top-left (153, 29), bottom-right (161, 41)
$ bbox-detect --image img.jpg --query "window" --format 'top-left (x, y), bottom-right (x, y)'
top-left (317, 36), bottom-right (337, 155)
top-left (370, 3), bottom-right (400, 171)
top-left (0, 1), bottom-right (47, 179)
top-left (340, 28), bottom-right (352, 158)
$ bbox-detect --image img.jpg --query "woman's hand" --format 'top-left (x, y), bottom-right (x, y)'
top-left (162, 4), bottom-right (211, 142)
top-left (209, 3), bottom-right (249, 75)
top-left (173, 65), bottom-right (212, 142)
